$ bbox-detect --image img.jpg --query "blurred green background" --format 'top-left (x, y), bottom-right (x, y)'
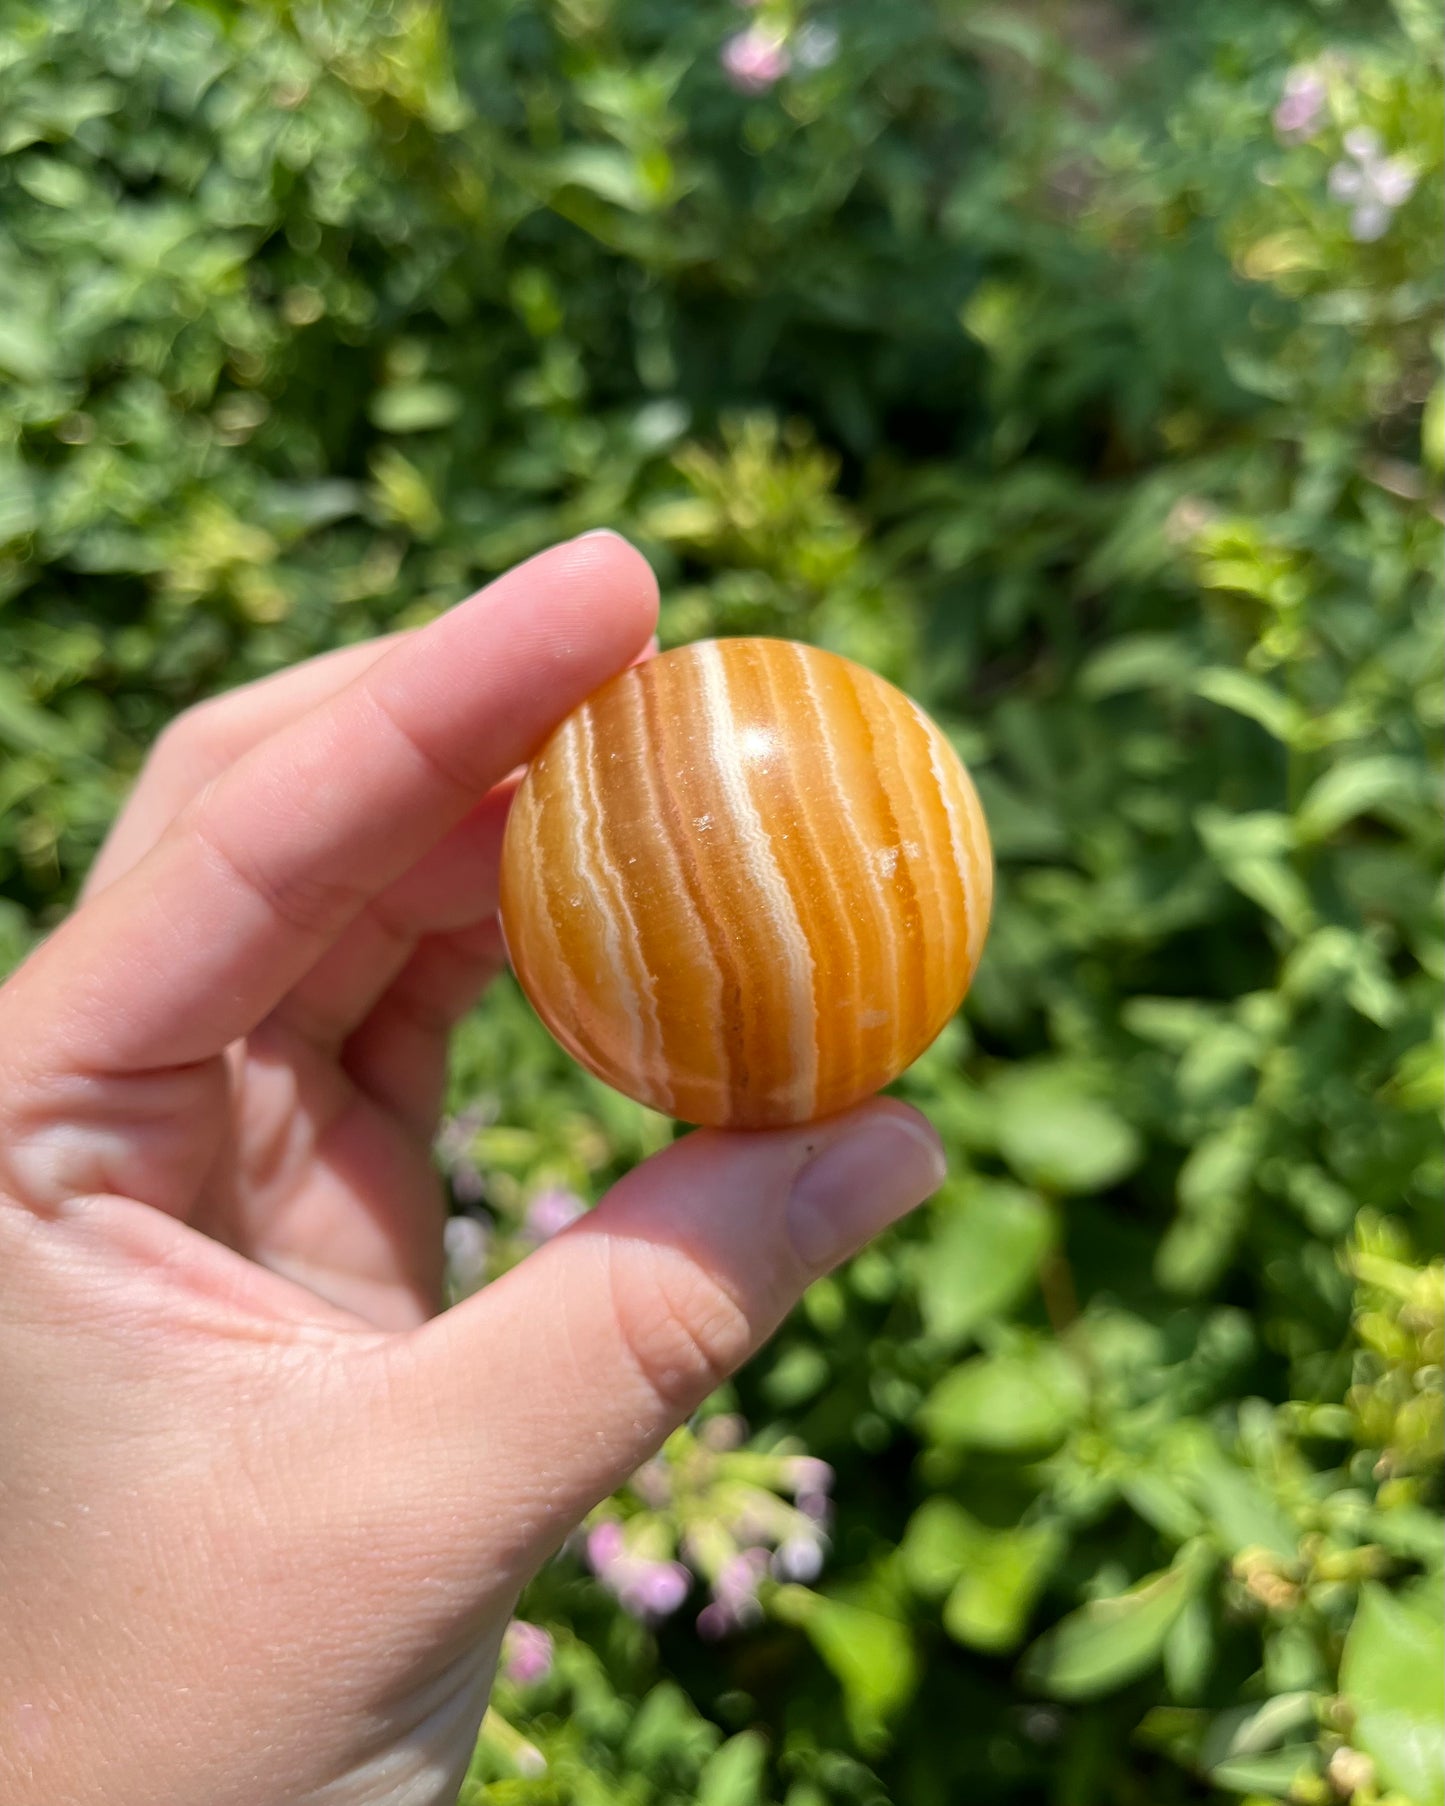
top-left (1, 0), bottom-right (1442, 1800)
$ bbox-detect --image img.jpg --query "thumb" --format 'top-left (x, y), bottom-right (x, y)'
top-left (402, 1098), bottom-right (944, 1579)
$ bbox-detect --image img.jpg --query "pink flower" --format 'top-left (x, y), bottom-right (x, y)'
top-left (1342, 125), bottom-right (1380, 161)
top-left (771, 1533), bottom-right (825, 1582)
top-left (699, 1413), bottom-right (748, 1451)
top-left (715, 1547), bottom-right (769, 1613)
top-left (436, 1105), bottom-right (492, 1207)
top-left (696, 1600), bottom-right (734, 1639)
top-left (449, 1163), bottom-right (485, 1205)
top-left (1328, 129), bottom-right (1416, 242)
top-left (617, 1559), bottom-right (691, 1620)
top-left (500, 1620), bottom-right (554, 1686)
top-left (435, 1103), bottom-right (489, 1159)
top-left (727, 1504), bottom-right (775, 1546)
top-left (1368, 159), bottom-right (1416, 207)
top-left (783, 1456), bottom-right (834, 1498)
top-left (1273, 65), bottom-right (1327, 142)
top-left (794, 21), bottom-right (838, 70)
top-left (585, 1519), bottom-right (625, 1575)
top-left (443, 1214), bottom-right (490, 1288)
top-left (515, 1742), bottom-right (547, 1778)
top-left (631, 1458), bottom-right (672, 1507)
top-left (694, 1549), bottom-right (769, 1638)
top-left (797, 1489), bottom-right (832, 1529)
top-left (721, 25), bottom-right (791, 94)
top-left (585, 1522), bottom-right (691, 1622)
top-left (523, 1186), bottom-right (586, 1242)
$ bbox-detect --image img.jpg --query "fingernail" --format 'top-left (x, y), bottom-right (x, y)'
top-left (577, 527), bottom-right (622, 542)
top-left (786, 1111), bottom-right (946, 1271)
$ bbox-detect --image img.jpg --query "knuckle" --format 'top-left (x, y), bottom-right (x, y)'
top-left (188, 797), bottom-right (367, 940)
top-left (609, 1247), bottom-right (755, 1416)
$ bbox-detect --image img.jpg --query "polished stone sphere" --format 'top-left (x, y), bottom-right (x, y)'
top-left (498, 637), bottom-right (992, 1128)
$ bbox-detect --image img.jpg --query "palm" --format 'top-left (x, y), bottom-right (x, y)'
top-left (8, 548), bottom-right (605, 1331)
top-left (53, 638), bottom-right (514, 1331)
top-left (203, 1019), bottom-right (447, 1328)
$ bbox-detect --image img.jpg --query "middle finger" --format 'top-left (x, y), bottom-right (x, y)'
top-left (266, 777), bottom-right (517, 1052)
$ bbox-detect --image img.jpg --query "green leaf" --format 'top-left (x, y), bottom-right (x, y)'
top-left (762, 1342), bottom-right (830, 1407)
top-left (971, 772), bottom-right (1068, 860)
top-left (368, 382), bottom-right (463, 434)
top-left (1340, 1583), bottom-right (1445, 1806)
top-left (0, 310), bottom-right (58, 382)
top-left (900, 1498), bottom-right (976, 1598)
top-left (1123, 996), bottom-right (1223, 1051)
top-left (1156, 1114), bottom-right (1258, 1294)
top-left (920, 1341), bottom-right (1087, 1453)
top-left (1020, 1549), bottom-right (1212, 1701)
top-left (368, 447), bottom-right (442, 538)
top-left (1136, 1704), bottom-right (1208, 1764)
top-left (916, 1180), bottom-right (1053, 1347)
top-left (624, 1682), bottom-right (720, 1772)
top-left (1282, 927), bottom-right (1404, 1028)
top-left (16, 155), bottom-right (93, 208)
top-left (1123, 1472), bottom-right (1206, 1543)
top-left (1423, 380), bottom-right (1444, 474)
top-left (1196, 807), bottom-right (1313, 937)
top-left (698, 1732), bottom-right (767, 1806)
top-left (1198, 1692), bottom-right (1318, 1770)
top-left (1187, 1451), bottom-right (1296, 1560)
top-left (1208, 1745), bottom-right (1319, 1794)
top-left (1079, 634), bottom-right (1198, 697)
top-left (901, 1499), bottom-right (1061, 1651)
top-left (0, 452), bottom-right (40, 546)
top-left (991, 1066), bottom-right (1143, 1196)
top-left (1162, 1595), bottom-right (1215, 1701)
top-left (774, 1589), bottom-right (919, 1744)
top-left (942, 1521), bottom-right (1062, 1653)
top-left (1372, 1507), bottom-right (1445, 1569)
top-left (1193, 668), bottom-right (1302, 742)
top-left (1295, 755), bottom-right (1432, 842)
top-left (547, 145), bottom-right (657, 211)
top-left (0, 667), bottom-right (73, 754)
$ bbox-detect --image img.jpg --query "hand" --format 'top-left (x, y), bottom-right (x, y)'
top-left (0, 535), bottom-right (947, 1806)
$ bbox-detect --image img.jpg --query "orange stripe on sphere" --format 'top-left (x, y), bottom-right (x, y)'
top-left (498, 637), bottom-right (993, 1128)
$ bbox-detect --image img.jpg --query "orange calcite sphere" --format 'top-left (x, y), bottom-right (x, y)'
top-left (499, 637), bottom-right (992, 1128)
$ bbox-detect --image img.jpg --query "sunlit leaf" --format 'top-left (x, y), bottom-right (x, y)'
top-left (990, 1066), bottom-right (1142, 1196)
top-left (1295, 755), bottom-right (1433, 842)
top-left (697, 1732), bottom-right (766, 1806)
top-left (920, 1341), bottom-right (1087, 1452)
top-left (369, 383), bottom-right (463, 434)
top-left (774, 1588), bottom-right (919, 1744)
top-left (942, 1521), bottom-right (1062, 1653)
top-left (1194, 668), bottom-right (1301, 742)
top-left (1340, 1583), bottom-right (1445, 1806)
top-left (1187, 1451), bottom-right (1296, 1560)
top-left (1020, 1549), bottom-right (1213, 1700)
top-left (916, 1180), bottom-right (1053, 1347)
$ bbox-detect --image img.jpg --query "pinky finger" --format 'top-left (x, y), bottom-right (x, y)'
top-left (340, 919), bottom-right (508, 1141)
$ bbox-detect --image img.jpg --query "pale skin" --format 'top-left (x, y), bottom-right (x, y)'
top-left (0, 534), bottom-right (947, 1806)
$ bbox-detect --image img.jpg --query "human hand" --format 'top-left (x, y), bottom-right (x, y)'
top-left (0, 535), bottom-right (947, 1806)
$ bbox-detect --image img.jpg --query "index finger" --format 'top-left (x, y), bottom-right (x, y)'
top-left (6, 533), bottom-right (658, 1078)
top-left (82, 634), bottom-right (407, 902)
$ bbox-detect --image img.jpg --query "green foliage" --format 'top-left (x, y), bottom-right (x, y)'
top-left (1340, 1583), bottom-right (1445, 1806)
top-left (1020, 1546), bottom-right (1214, 1702)
top-left (2, 0), bottom-right (1442, 1801)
